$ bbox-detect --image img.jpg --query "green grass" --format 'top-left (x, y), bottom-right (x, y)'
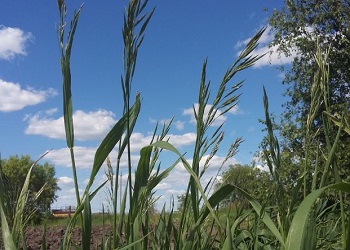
top-left (43, 213), bottom-right (115, 228)
top-left (0, 0), bottom-right (349, 249)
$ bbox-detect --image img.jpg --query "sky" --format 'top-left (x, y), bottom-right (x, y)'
top-left (0, 0), bottom-right (292, 212)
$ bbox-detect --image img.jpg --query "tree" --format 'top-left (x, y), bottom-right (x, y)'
top-left (216, 164), bottom-right (272, 207)
top-left (267, 0), bottom-right (350, 188)
top-left (177, 193), bottom-right (186, 212)
top-left (0, 155), bottom-right (60, 224)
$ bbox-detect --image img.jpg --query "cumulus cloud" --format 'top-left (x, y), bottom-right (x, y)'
top-left (0, 79), bottom-right (57, 112)
top-left (228, 105), bottom-right (241, 115)
top-left (149, 118), bottom-right (186, 131)
top-left (251, 150), bottom-right (270, 172)
top-left (129, 132), bottom-right (155, 152)
top-left (57, 176), bottom-right (74, 185)
top-left (151, 153), bottom-right (239, 210)
top-left (51, 145), bottom-right (238, 211)
top-left (127, 132), bottom-right (196, 153)
top-left (174, 120), bottom-right (185, 130)
top-left (183, 103), bottom-right (241, 127)
top-left (235, 25), bottom-right (297, 68)
top-left (46, 147), bottom-right (99, 169)
top-left (44, 131), bottom-right (196, 169)
top-left (129, 131), bottom-right (196, 152)
top-left (25, 109), bottom-right (117, 140)
top-left (161, 154), bottom-right (238, 188)
top-left (156, 182), bottom-right (171, 190)
top-left (0, 26), bottom-right (33, 60)
top-left (166, 133), bottom-right (196, 148)
top-left (45, 146), bottom-right (141, 169)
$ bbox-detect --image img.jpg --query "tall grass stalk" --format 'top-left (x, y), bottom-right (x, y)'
top-left (2, 1), bottom-right (350, 249)
top-left (57, 0), bottom-right (83, 207)
top-left (0, 151), bottom-right (50, 249)
top-left (117, 1), bottom-right (154, 248)
top-left (260, 42), bottom-right (350, 249)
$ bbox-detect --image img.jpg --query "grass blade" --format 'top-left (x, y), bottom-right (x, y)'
top-left (0, 203), bottom-right (16, 250)
top-left (82, 194), bottom-right (92, 250)
top-left (41, 224), bottom-right (47, 250)
top-left (11, 152), bottom-right (49, 246)
top-left (233, 184), bottom-right (285, 247)
top-left (197, 183), bottom-right (235, 225)
top-left (84, 94), bottom-right (141, 196)
top-left (222, 219), bottom-right (233, 250)
top-left (286, 182), bottom-right (350, 250)
top-left (150, 141), bottom-right (224, 232)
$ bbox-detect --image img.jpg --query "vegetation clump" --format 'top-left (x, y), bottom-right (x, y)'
top-left (0, 0), bottom-right (350, 249)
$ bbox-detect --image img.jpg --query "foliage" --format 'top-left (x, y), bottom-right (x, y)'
top-left (267, 0), bottom-right (350, 195)
top-left (269, 0), bottom-right (350, 105)
top-left (216, 164), bottom-right (272, 207)
top-left (55, 1), bottom-right (264, 249)
top-left (1, 0), bottom-right (350, 249)
top-left (177, 193), bottom-right (186, 211)
top-left (0, 155), bottom-right (59, 225)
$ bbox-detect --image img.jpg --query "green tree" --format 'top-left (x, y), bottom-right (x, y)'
top-left (0, 155), bottom-right (60, 224)
top-left (268, 0), bottom-right (350, 188)
top-left (177, 193), bottom-right (187, 211)
top-left (216, 164), bottom-right (272, 207)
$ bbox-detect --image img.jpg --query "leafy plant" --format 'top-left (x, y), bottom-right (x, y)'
top-left (0, 1), bottom-right (349, 249)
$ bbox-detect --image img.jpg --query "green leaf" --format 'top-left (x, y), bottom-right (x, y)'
top-left (58, 2), bottom-right (83, 148)
top-left (0, 202), bottom-right (16, 250)
top-left (60, 188), bottom-right (104, 250)
top-left (82, 194), bottom-right (92, 250)
top-left (233, 184), bottom-right (286, 247)
top-left (324, 111), bottom-right (350, 135)
top-left (85, 94), bottom-right (141, 194)
top-left (286, 182), bottom-right (350, 250)
top-left (222, 219), bottom-right (234, 250)
top-left (150, 141), bottom-right (224, 231)
top-left (117, 232), bottom-right (151, 250)
top-left (198, 184), bottom-right (235, 225)
top-left (11, 152), bottom-right (49, 245)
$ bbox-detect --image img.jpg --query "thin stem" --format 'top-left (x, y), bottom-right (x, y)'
top-left (69, 148), bottom-right (80, 207)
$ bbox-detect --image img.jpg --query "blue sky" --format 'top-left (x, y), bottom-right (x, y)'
top-left (0, 1), bottom-right (292, 212)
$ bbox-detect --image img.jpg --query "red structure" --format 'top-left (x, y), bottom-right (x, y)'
top-left (51, 206), bottom-right (75, 218)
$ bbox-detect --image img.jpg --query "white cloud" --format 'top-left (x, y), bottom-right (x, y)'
top-left (46, 147), bottom-right (98, 169)
top-left (57, 176), bottom-right (74, 185)
top-left (251, 150), bottom-right (270, 172)
top-left (130, 132), bottom-right (196, 151)
top-left (251, 44), bottom-right (296, 68)
top-left (51, 146), bottom-right (239, 212)
top-left (25, 111), bottom-right (195, 145)
top-left (0, 79), bottom-right (57, 112)
top-left (0, 26), bottom-right (33, 60)
top-left (149, 118), bottom-right (172, 126)
top-left (129, 132), bottom-right (155, 152)
top-left (45, 146), bottom-right (141, 169)
top-left (42, 130), bottom-right (197, 169)
top-left (156, 182), bottom-right (171, 190)
top-left (166, 133), bottom-right (196, 148)
top-left (149, 118), bottom-right (186, 131)
top-left (128, 132), bottom-right (196, 153)
top-left (164, 189), bottom-right (185, 196)
top-left (235, 25), bottom-right (297, 68)
top-left (160, 154), bottom-right (238, 189)
top-left (174, 120), bottom-right (185, 131)
top-left (150, 153), bottom-right (239, 210)
top-left (228, 105), bottom-right (241, 115)
top-left (25, 109), bottom-right (117, 140)
top-left (183, 103), bottom-right (240, 127)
